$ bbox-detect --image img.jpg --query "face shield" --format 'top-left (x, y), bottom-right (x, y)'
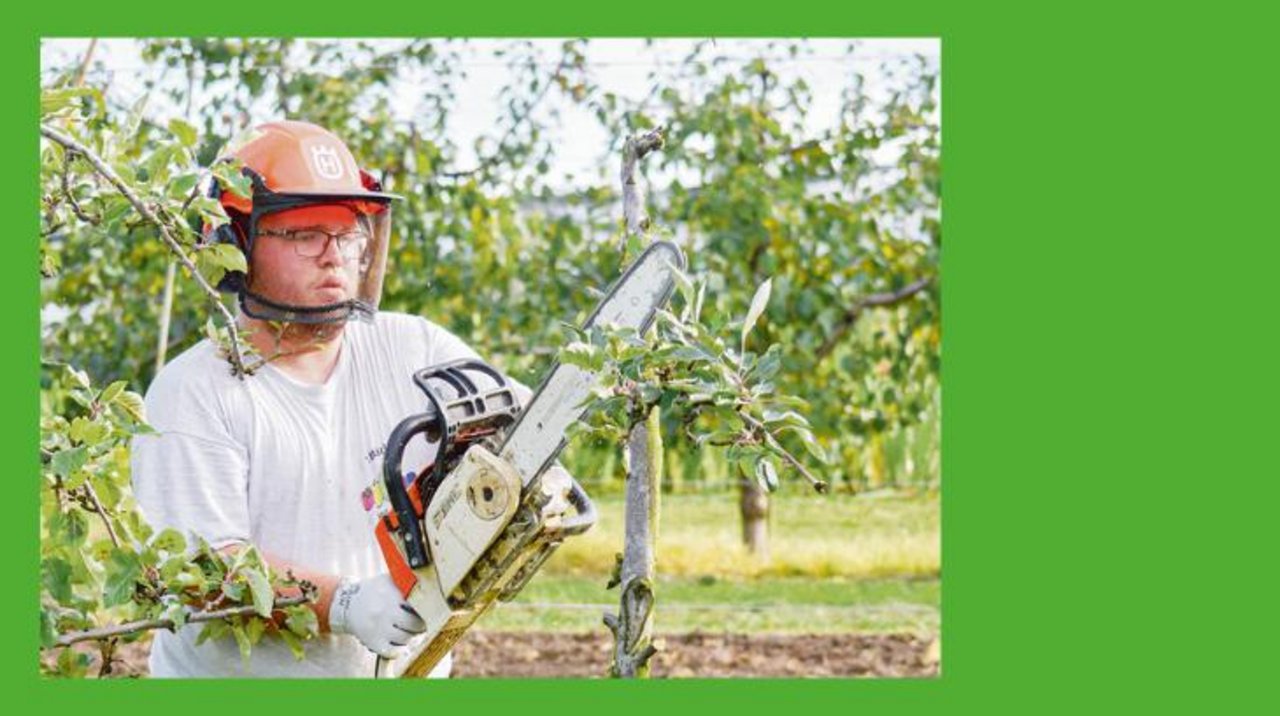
top-left (235, 183), bottom-right (397, 325)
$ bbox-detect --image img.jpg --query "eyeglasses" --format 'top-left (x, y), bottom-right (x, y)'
top-left (257, 228), bottom-right (371, 260)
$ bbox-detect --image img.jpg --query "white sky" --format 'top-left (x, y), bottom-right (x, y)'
top-left (42, 38), bottom-right (939, 192)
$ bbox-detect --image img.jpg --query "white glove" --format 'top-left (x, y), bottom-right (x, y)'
top-left (328, 574), bottom-right (426, 659)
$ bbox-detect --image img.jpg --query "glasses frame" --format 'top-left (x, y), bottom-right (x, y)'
top-left (256, 226), bottom-right (372, 260)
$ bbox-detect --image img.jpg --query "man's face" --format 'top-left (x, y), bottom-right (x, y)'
top-left (248, 204), bottom-right (365, 308)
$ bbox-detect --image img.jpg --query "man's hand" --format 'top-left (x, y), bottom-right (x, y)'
top-left (327, 574), bottom-right (426, 659)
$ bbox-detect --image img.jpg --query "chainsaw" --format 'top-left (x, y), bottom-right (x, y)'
top-left (370, 241), bottom-right (685, 678)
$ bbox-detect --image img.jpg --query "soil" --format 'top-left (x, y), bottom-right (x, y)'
top-left (453, 631), bottom-right (941, 678)
top-left (66, 630), bottom-right (939, 679)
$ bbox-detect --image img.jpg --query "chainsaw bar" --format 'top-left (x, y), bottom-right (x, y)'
top-left (498, 240), bottom-right (686, 484)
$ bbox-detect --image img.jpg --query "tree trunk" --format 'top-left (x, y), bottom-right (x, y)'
top-left (605, 129), bottom-right (667, 677)
top-left (606, 406), bottom-right (662, 677)
top-left (739, 473), bottom-right (770, 559)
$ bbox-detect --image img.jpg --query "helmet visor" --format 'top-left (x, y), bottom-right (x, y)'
top-left (243, 198), bottom-right (392, 323)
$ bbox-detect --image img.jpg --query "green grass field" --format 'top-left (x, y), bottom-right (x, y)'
top-left (477, 490), bottom-right (941, 634)
top-left (542, 489), bottom-right (940, 579)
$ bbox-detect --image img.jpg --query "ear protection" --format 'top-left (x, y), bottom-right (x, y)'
top-left (205, 178), bottom-right (251, 293)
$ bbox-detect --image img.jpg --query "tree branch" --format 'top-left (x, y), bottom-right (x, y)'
top-left (815, 276), bottom-right (933, 361)
top-left (608, 128), bottom-right (666, 678)
top-left (60, 151), bottom-right (99, 225)
top-left (621, 127), bottom-right (666, 237)
top-left (72, 39), bottom-right (98, 88)
top-left (80, 478), bottom-right (120, 550)
top-left (53, 594), bottom-right (312, 648)
top-left (739, 411), bottom-right (828, 493)
top-left (39, 123), bottom-right (248, 376)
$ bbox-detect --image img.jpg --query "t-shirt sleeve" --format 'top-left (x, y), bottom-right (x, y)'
top-left (131, 362), bottom-right (252, 551)
top-left (419, 319), bottom-right (483, 365)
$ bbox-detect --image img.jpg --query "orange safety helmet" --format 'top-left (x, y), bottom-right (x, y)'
top-left (208, 120), bottom-right (402, 324)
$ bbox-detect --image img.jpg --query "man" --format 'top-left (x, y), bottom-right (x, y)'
top-left (132, 120), bottom-right (501, 677)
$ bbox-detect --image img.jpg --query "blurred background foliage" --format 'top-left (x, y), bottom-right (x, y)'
top-left (41, 37), bottom-right (939, 494)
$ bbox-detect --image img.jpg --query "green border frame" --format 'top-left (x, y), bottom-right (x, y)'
top-left (13, 0), bottom-right (1274, 713)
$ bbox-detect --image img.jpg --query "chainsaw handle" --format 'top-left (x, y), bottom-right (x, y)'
top-left (383, 409), bottom-right (442, 569)
top-left (554, 474), bottom-right (598, 536)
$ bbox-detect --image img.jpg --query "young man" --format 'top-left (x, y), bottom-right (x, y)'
top-left (132, 121), bottom-right (508, 677)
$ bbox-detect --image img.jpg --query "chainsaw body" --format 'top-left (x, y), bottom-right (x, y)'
top-left (373, 360), bottom-right (594, 678)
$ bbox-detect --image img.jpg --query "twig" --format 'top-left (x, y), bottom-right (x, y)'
top-left (621, 127), bottom-right (666, 237)
top-left (154, 260), bottom-right (177, 373)
top-left (740, 411), bottom-right (827, 493)
top-left (39, 123), bottom-right (247, 376)
top-left (72, 39), bottom-right (98, 89)
top-left (60, 152), bottom-right (99, 225)
top-left (53, 594), bottom-right (312, 648)
top-left (80, 478), bottom-right (120, 550)
top-left (815, 276), bottom-right (932, 361)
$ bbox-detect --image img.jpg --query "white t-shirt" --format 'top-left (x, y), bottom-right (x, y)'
top-left (132, 312), bottom-right (494, 678)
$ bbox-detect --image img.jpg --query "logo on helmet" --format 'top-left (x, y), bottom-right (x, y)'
top-left (310, 145), bottom-right (346, 180)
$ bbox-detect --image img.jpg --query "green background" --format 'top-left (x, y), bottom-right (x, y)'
top-left (10, 0), bottom-right (1275, 712)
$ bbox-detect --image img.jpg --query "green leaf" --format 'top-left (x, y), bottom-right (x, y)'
top-left (213, 163), bottom-right (253, 200)
top-left (42, 558), bottom-right (74, 604)
top-left (56, 647), bottom-right (90, 677)
top-left (165, 602), bottom-right (189, 629)
top-left (39, 607), bottom-right (58, 649)
top-left (151, 528), bottom-right (186, 555)
top-left (221, 580), bottom-right (244, 602)
top-left (68, 416), bottom-right (110, 447)
top-left (111, 390), bottom-right (148, 424)
top-left (280, 629), bottom-right (307, 661)
top-left (285, 606), bottom-right (318, 638)
top-left (245, 614), bottom-right (267, 645)
top-left (692, 280), bottom-right (707, 323)
top-left (741, 277), bottom-right (773, 349)
top-left (797, 430), bottom-right (829, 463)
top-left (196, 620), bottom-right (228, 646)
top-left (195, 243), bottom-right (247, 287)
top-left (208, 243), bottom-right (247, 274)
top-left (103, 549), bottom-right (141, 607)
top-left (65, 365), bottom-right (91, 391)
top-left (669, 261), bottom-right (694, 304)
top-left (99, 380), bottom-right (127, 405)
top-left (624, 232), bottom-right (644, 260)
top-left (50, 446), bottom-right (88, 478)
top-left (168, 118), bottom-right (198, 147)
top-left (88, 538), bottom-right (116, 564)
top-left (763, 409), bottom-right (810, 429)
top-left (231, 622), bottom-right (252, 666)
top-left (243, 567), bottom-right (274, 618)
top-left (41, 87), bottom-right (103, 119)
top-left (751, 344), bottom-right (783, 382)
top-left (560, 341), bottom-right (604, 372)
top-left (755, 458), bottom-right (780, 491)
top-left (169, 172), bottom-right (200, 200)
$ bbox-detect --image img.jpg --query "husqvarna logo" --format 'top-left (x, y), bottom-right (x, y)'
top-left (310, 145), bottom-right (345, 180)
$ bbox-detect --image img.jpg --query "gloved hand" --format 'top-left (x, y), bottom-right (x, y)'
top-left (328, 574), bottom-right (426, 658)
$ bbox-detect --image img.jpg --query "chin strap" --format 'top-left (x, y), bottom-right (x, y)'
top-left (238, 287), bottom-right (374, 324)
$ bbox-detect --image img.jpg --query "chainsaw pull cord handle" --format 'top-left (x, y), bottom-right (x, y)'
top-left (382, 407), bottom-right (446, 570)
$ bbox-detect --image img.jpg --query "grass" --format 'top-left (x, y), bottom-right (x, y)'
top-left (479, 574), bottom-right (939, 634)
top-left (541, 490), bottom-right (940, 579)
top-left (474, 490), bottom-right (941, 634)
